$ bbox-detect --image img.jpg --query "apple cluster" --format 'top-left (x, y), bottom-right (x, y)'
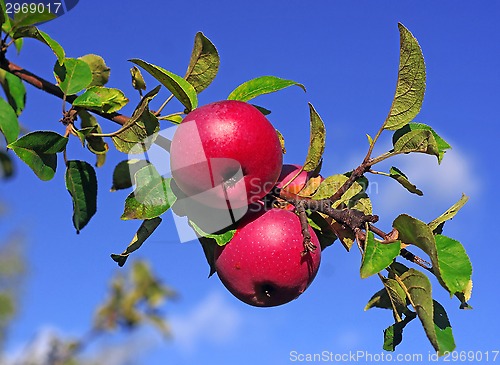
top-left (170, 100), bottom-right (321, 307)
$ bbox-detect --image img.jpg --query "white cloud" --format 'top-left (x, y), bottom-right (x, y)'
top-left (169, 291), bottom-right (243, 354)
top-left (370, 147), bottom-right (480, 216)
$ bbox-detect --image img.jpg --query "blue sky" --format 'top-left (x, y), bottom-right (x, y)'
top-left (2, 1), bottom-right (499, 364)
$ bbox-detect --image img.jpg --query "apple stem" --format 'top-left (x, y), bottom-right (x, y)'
top-left (295, 200), bottom-right (317, 254)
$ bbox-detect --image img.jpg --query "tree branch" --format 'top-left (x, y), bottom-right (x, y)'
top-left (0, 57), bottom-right (129, 126)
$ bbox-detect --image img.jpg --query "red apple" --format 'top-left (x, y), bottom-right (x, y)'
top-left (170, 100), bottom-right (283, 210)
top-left (214, 208), bottom-right (321, 307)
top-left (276, 164), bottom-right (310, 194)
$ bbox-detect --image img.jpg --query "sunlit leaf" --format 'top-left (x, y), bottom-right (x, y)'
top-left (129, 59), bottom-right (198, 112)
top-left (184, 32), bottom-right (219, 93)
top-left (13, 25), bottom-right (65, 64)
top-left (360, 231), bottom-right (401, 278)
top-left (79, 54), bottom-right (111, 87)
top-left (227, 75), bottom-right (306, 102)
top-left (0, 97), bottom-right (19, 144)
top-left (73, 86), bottom-right (128, 113)
top-left (0, 69), bottom-right (26, 115)
top-left (303, 103), bottom-right (326, 172)
top-left (53, 58), bottom-right (93, 95)
top-left (383, 23), bottom-right (426, 130)
top-left (389, 166), bottom-right (423, 196)
top-left (130, 66), bottom-right (146, 91)
top-left (428, 194), bottom-right (468, 233)
top-left (7, 131), bottom-right (67, 180)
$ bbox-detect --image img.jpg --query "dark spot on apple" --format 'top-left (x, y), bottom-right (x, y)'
top-left (260, 283), bottom-right (275, 298)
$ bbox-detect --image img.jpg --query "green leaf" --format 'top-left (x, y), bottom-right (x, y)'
top-left (73, 86), bottom-right (128, 113)
top-left (129, 59), bottom-right (198, 112)
top-left (227, 75), bottom-right (306, 102)
top-left (303, 103), bottom-right (326, 172)
top-left (393, 123), bottom-right (451, 163)
top-left (383, 312), bottom-right (416, 352)
top-left (121, 165), bottom-right (175, 220)
top-left (0, 0), bottom-right (8, 29)
top-left (110, 87), bottom-right (161, 154)
top-left (78, 110), bottom-right (108, 155)
top-left (112, 111), bottom-right (159, 154)
top-left (389, 166), bottom-right (423, 196)
top-left (53, 58), bottom-right (93, 96)
top-left (189, 220), bottom-right (236, 246)
top-left (184, 32), bottom-right (220, 93)
top-left (79, 54), bottom-right (111, 87)
top-left (13, 26), bottom-right (65, 64)
top-left (0, 150), bottom-right (14, 179)
top-left (428, 194), bottom-right (469, 233)
top-left (0, 97), bottom-right (20, 144)
top-left (399, 269), bottom-right (441, 353)
top-left (12, 7), bottom-right (56, 27)
top-left (435, 234), bottom-right (472, 299)
top-left (111, 218), bottom-right (162, 267)
top-left (393, 129), bottom-right (440, 159)
top-left (365, 278), bottom-right (408, 317)
top-left (7, 131), bottom-right (67, 181)
top-left (65, 160), bottom-right (97, 233)
top-left (432, 299), bottom-right (456, 353)
top-left (0, 69), bottom-right (26, 115)
top-left (111, 159), bottom-right (150, 192)
top-left (312, 174), bottom-right (363, 208)
top-left (130, 66), bottom-right (146, 91)
top-left (393, 213), bottom-right (470, 303)
top-left (360, 231), bottom-right (401, 278)
top-left (383, 23), bottom-right (426, 130)
top-left (159, 113), bottom-right (183, 124)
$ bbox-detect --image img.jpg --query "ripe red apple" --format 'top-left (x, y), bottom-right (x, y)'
top-left (170, 100), bottom-right (283, 209)
top-left (214, 208), bottom-right (321, 307)
top-left (276, 164), bottom-right (311, 194)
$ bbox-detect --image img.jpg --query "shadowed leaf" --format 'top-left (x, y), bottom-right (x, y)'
top-left (65, 160), bottom-right (97, 233)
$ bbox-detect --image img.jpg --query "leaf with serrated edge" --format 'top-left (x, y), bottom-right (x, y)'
top-left (0, 69), bottom-right (26, 115)
top-left (112, 111), bottom-right (159, 154)
top-left (0, 97), bottom-right (19, 144)
top-left (393, 129), bottom-right (439, 159)
top-left (13, 26), bottom-right (65, 64)
top-left (7, 131), bottom-right (67, 181)
top-left (73, 86), bottom-right (128, 113)
top-left (383, 23), bottom-right (426, 130)
top-left (432, 299), bottom-right (456, 353)
top-left (360, 231), bottom-right (401, 278)
top-left (393, 123), bottom-right (451, 163)
top-left (393, 214), bottom-right (450, 291)
top-left (389, 166), bottom-right (423, 196)
top-left (428, 194), bottom-right (468, 233)
top-left (435, 234), bottom-right (472, 298)
top-left (399, 269), bottom-right (439, 352)
top-left (121, 165), bottom-right (175, 220)
top-left (111, 218), bottom-right (162, 267)
top-left (79, 54), bottom-right (110, 87)
top-left (54, 58), bottom-right (93, 95)
top-left (303, 103), bottom-right (326, 172)
top-left (130, 59), bottom-right (197, 112)
top-left (185, 32), bottom-right (220, 93)
top-left (65, 160), bottom-right (97, 233)
top-left (227, 75), bottom-right (306, 102)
